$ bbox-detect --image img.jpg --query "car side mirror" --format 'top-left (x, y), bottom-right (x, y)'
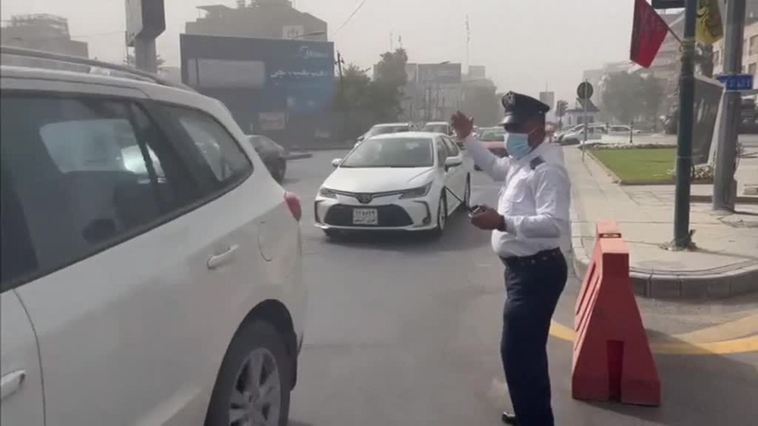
top-left (357, 135), bottom-right (365, 142)
top-left (331, 158), bottom-right (342, 168)
top-left (445, 157), bottom-right (462, 171)
top-left (445, 157), bottom-right (462, 167)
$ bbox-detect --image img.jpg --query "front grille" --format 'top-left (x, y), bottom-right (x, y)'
top-left (324, 204), bottom-right (413, 227)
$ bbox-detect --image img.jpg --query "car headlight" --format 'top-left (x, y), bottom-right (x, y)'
top-left (319, 187), bottom-right (338, 199)
top-left (399, 182), bottom-right (433, 199)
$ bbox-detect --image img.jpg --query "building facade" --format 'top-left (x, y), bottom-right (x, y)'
top-left (1, 14), bottom-right (88, 65)
top-left (402, 63), bottom-right (464, 122)
top-left (186, 0), bottom-right (327, 41)
top-left (182, 0), bottom-right (334, 148)
top-left (713, 20), bottom-right (758, 81)
top-left (400, 63), bottom-right (498, 125)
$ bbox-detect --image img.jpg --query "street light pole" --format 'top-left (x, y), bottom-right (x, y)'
top-left (713, 0), bottom-right (746, 212)
top-left (673, 0), bottom-right (698, 249)
top-left (134, 37), bottom-right (157, 73)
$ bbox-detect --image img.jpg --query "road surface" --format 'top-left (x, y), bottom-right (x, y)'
top-left (284, 150), bottom-right (758, 426)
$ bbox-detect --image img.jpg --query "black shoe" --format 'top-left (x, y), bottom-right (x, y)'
top-left (501, 411), bottom-right (518, 425)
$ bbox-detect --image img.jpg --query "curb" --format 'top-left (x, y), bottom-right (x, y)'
top-left (570, 235), bottom-right (758, 299)
top-left (690, 194), bottom-right (758, 205)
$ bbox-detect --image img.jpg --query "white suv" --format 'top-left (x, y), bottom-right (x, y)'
top-left (0, 49), bottom-right (306, 426)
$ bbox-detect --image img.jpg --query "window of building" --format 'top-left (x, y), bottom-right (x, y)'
top-left (750, 63), bottom-right (757, 76)
top-left (751, 35), bottom-right (758, 55)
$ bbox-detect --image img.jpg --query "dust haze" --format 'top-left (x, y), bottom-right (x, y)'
top-left (1, 0), bottom-right (637, 100)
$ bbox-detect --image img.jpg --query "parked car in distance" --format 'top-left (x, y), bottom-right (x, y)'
top-left (316, 132), bottom-right (471, 238)
top-left (1, 50), bottom-right (305, 426)
top-left (422, 121), bottom-right (453, 135)
top-left (559, 124), bottom-right (605, 145)
top-left (478, 126), bottom-right (508, 157)
top-left (607, 125), bottom-right (642, 136)
top-left (249, 134), bottom-right (287, 182)
top-left (355, 122), bottom-right (415, 145)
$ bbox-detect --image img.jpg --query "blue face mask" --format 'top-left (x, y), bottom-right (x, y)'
top-left (504, 131), bottom-right (533, 160)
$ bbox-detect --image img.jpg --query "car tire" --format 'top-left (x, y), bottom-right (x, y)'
top-left (205, 321), bottom-right (292, 426)
top-left (272, 159), bottom-right (287, 183)
top-left (431, 192), bottom-right (448, 238)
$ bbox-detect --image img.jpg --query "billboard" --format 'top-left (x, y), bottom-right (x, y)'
top-left (181, 34), bottom-right (335, 147)
top-left (418, 63), bottom-right (462, 85)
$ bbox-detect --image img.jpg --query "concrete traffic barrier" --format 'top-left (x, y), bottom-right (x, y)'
top-left (572, 221), bottom-right (661, 406)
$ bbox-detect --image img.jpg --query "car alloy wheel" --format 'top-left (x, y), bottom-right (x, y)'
top-left (205, 321), bottom-right (291, 426)
top-left (229, 348), bottom-right (282, 426)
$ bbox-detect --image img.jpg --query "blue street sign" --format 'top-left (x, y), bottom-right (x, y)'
top-left (716, 74), bottom-right (755, 92)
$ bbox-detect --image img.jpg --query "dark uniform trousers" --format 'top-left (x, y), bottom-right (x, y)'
top-left (501, 248), bottom-right (567, 426)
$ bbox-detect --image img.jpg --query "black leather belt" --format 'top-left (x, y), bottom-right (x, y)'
top-left (502, 248), bottom-right (562, 268)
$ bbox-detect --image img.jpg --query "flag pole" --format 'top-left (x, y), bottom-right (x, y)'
top-left (672, 0), bottom-right (698, 250)
top-left (666, 24), bottom-right (683, 45)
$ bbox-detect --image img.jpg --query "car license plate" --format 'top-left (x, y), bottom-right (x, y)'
top-left (353, 208), bottom-right (378, 225)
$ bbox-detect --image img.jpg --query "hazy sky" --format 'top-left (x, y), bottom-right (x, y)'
top-left (1, 0), bottom-right (643, 101)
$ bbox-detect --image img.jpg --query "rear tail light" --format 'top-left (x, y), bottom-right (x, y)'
top-left (284, 192), bottom-right (302, 221)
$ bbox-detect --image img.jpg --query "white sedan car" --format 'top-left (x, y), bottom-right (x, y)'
top-left (315, 132), bottom-right (471, 237)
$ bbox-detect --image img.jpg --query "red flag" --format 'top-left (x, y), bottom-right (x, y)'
top-left (630, 0), bottom-right (670, 68)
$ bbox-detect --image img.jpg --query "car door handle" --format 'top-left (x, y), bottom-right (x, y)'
top-left (1, 370), bottom-right (26, 401)
top-left (207, 245), bottom-right (239, 270)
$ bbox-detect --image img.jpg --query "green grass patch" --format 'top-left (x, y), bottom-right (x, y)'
top-left (590, 148), bottom-right (676, 185)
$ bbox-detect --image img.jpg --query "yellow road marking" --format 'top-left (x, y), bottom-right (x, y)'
top-left (673, 313), bottom-right (758, 343)
top-left (549, 317), bottom-right (758, 356)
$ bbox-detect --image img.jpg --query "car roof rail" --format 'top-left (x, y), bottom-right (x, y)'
top-left (0, 45), bottom-right (193, 91)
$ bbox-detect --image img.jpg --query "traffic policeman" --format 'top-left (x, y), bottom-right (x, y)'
top-left (451, 92), bottom-right (571, 426)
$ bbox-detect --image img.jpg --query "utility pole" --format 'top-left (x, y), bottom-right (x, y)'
top-left (713, 0), bottom-right (746, 212)
top-left (672, 0), bottom-right (698, 249)
top-left (126, 0), bottom-right (164, 73)
top-left (336, 51), bottom-right (345, 82)
top-left (134, 38), bottom-right (157, 73)
top-left (336, 51), bottom-right (347, 141)
top-left (465, 15), bottom-right (471, 70)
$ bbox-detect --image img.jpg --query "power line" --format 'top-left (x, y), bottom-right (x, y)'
top-left (336, 0), bottom-right (370, 32)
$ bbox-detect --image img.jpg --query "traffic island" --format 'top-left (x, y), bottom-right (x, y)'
top-left (585, 145), bottom-right (714, 185)
top-left (566, 145), bottom-right (758, 299)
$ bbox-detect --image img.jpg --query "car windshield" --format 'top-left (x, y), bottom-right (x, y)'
top-left (479, 128), bottom-right (505, 141)
top-left (423, 124), bottom-right (448, 133)
top-left (341, 137), bottom-right (433, 168)
top-left (366, 125), bottom-right (409, 138)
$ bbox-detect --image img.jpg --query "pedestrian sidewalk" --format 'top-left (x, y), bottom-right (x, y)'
top-left (566, 146), bottom-right (758, 299)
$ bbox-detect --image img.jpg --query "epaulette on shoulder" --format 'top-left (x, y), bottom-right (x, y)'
top-left (530, 156), bottom-right (545, 170)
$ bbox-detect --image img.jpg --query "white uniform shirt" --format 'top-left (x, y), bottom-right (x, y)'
top-left (463, 134), bottom-right (571, 258)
